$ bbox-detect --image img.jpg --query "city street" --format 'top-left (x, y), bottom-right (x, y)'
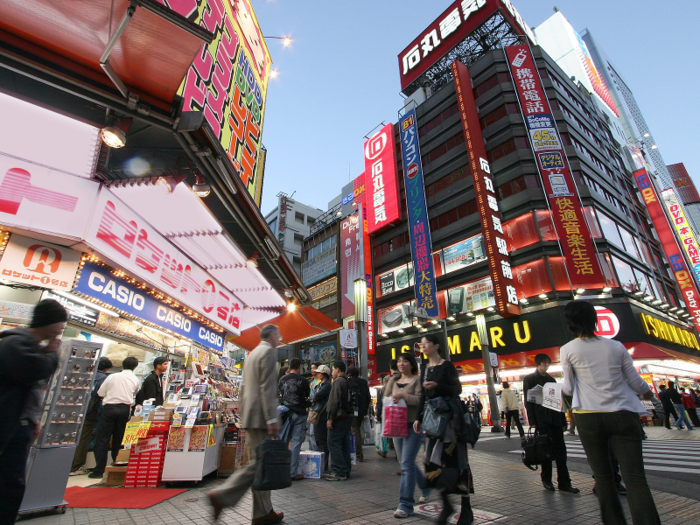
top-left (22, 427), bottom-right (700, 525)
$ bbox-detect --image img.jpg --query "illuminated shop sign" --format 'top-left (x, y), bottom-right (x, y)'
top-left (377, 263), bottom-right (414, 298)
top-left (442, 234), bottom-right (485, 274)
top-left (308, 277), bottom-right (337, 301)
top-left (340, 214), bottom-right (362, 318)
top-left (639, 312), bottom-right (699, 351)
top-left (363, 124), bottom-right (400, 234)
top-left (74, 261), bottom-right (225, 351)
top-left (660, 188), bottom-right (700, 282)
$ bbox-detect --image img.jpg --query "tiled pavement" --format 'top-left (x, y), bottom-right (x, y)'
top-left (23, 427), bottom-right (700, 525)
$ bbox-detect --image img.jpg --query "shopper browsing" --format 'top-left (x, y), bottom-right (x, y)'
top-left (135, 356), bottom-right (169, 407)
top-left (278, 357), bottom-right (310, 481)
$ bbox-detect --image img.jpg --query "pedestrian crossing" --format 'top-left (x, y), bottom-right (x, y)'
top-left (509, 438), bottom-right (700, 475)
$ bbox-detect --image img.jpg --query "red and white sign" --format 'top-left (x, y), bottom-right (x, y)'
top-left (398, 0), bottom-right (536, 91)
top-left (594, 306), bottom-right (620, 339)
top-left (360, 205), bottom-right (376, 377)
top-left (340, 329), bottom-right (358, 349)
top-left (84, 188), bottom-right (244, 335)
top-left (0, 234), bottom-right (81, 291)
top-left (0, 157), bottom-right (99, 240)
top-left (363, 124), bottom-right (400, 234)
top-left (453, 60), bottom-right (519, 317)
top-left (133, 436), bottom-right (162, 455)
top-left (341, 214), bottom-right (362, 318)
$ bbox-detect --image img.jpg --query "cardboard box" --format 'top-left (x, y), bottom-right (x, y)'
top-left (149, 409), bottom-right (174, 422)
top-left (542, 382), bottom-right (566, 412)
top-left (297, 451), bottom-right (325, 479)
top-left (104, 466), bottom-right (127, 486)
top-left (115, 449), bottom-right (130, 464)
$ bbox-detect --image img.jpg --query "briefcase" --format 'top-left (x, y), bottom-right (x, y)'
top-left (252, 439), bottom-right (292, 491)
top-left (521, 429), bottom-right (552, 471)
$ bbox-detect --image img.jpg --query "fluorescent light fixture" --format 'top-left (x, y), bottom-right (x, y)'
top-left (398, 329), bottom-right (405, 334)
top-left (602, 287), bottom-right (612, 293)
top-left (644, 295), bottom-right (654, 301)
top-left (538, 293), bottom-right (548, 299)
top-left (519, 298), bottom-right (528, 304)
top-left (661, 303), bottom-right (669, 308)
top-left (50, 290), bottom-right (118, 317)
top-left (467, 312), bottom-right (475, 317)
top-left (576, 288), bottom-right (585, 294)
top-left (415, 323), bottom-right (422, 328)
top-left (447, 316), bottom-right (455, 321)
top-left (431, 320), bottom-right (439, 325)
top-left (487, 307), bottom-right (495, 312)
top-left (652, 299), bottom-right (662, 305)
top-left (634, 290), bottom-right (644, 296)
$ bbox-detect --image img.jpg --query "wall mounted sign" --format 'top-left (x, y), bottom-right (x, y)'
top-left (661, 188), bottom-right (700, 282)
top-left (302, 246), bottom-right (337, 287)
top-left (340, 214), bottom-right (362, 318)
top-left (43, 290), bottom-right (99, 327)
top-left (363, 123), bottom-right (400, 234)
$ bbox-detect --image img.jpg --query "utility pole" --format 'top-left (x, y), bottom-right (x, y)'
top-left (476, 314), bottom-right (502, 432)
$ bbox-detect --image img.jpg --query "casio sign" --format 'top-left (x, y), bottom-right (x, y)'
top-left (199, 327), bottom-right (224, 348)
top-left (88, 271), bottom-right (146, 310)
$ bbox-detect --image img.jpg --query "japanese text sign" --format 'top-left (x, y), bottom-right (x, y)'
top-left (661, 189), bottom-right (700, 283)
top-left (398, 108), bottom-right (439, 318)
top-left (341, 214), bottom-right (362, 318)
top-left (634, 169), bottom-right (700, 332)
top-left (360, 205), bottom-right (375, 363)
top-left (505, 45), bottom-right (604, 289)
top-left (452, 60), bottom-right (519, 317)
top-left (363, 124), bottom-right (400, 234)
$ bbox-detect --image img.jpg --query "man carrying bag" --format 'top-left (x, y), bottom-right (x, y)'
top-left (207, 325), bottom-right (286, 525)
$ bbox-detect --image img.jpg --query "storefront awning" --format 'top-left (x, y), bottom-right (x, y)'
top-left (624, 342), bottom-right (700, 366)
top-left (232, 307), bottom-right (342, 351)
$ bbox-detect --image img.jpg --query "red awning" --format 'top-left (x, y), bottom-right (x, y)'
top-left (624, 342), bottom-right (700, 365)
top-left (233, 307), bottom-right (342, 351)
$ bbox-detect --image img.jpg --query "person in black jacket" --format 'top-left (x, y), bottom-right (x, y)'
top-left (71, 357), bottom-right (112, 474)
top-left (135, 356), bottom-right (169, 407)
top-left (278, 357), bottom-right (310, 480)
top-left (0, 299), bottom-right (67, 525)
top-left (347, 366), bottom-right (371, 462)
top-left (326, 360), bottom-right (353, 481)
top-left (657, 385), bottom-right (679, 429)
top-left (310, 365), bottom-right (332, 474)
top-left (523, 353), bottom-right (579, 494)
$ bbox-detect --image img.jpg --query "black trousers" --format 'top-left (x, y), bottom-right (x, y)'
top-left (0, 423), bottom-right (33, 525)
top-left (686, 407), bottom-right (700, 427)
top-left (328, 416), bottom-right (352, 477)
top-left (314, 416), bottom-right (329, 473)
top-left (662, 404), bottom-right (678, 429)
top-left (505, 410), bottom-right (524, 437)
top-left (92, 404), bottom-right (130, 475)
top-left (537, 423), bottom-right (571, 487)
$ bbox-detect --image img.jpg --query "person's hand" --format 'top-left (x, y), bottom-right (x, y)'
top-left (392, 392), bottom-right (405, 403)
top-left (267, 422), bottom-right (279, 437)
top-left (45, 335), bottom-right (62, 353)
top-left (423, 381), bottom-right (437, 390)
top-left (641, 390), bottom-right (654, 400)
top-left (413, 420), bottom-right (421, 433)
top-left (33, 423), bottom-right (41, 440)
top-left (327, 419), bottom-right (333, 430)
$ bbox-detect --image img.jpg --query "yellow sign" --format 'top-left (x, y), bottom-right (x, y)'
top-left (136, 421), bottom-right (152, 439)
top-left (639, 313), bottom-right (699, 350)
top-left (122, 421), bottom-right (142, 445)
top-left (308, 277), bottom-right (338, 301)
top-left (661, 189), bottom-right (700, 276)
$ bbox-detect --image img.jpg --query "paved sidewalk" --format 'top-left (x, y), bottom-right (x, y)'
top-left (23, 431), bottom-right (700, 525)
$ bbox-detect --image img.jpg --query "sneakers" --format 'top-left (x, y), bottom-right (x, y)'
top-left (69, 467), bottom-right (87, 476)
top-left (418, 495), bottom-right (431, 504)
top-left (393, 509), bottom-right (412, 518)
top-left (325, 472), bottom-right (347, 481)
top-left (87, 471), bottom-right (103, 479)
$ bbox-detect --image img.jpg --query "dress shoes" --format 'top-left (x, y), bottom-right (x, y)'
top-left (251, 510), bottom-right (284, 525)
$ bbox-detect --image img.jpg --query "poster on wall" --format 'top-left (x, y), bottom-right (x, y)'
top-left (441, 235), bottom-right (485, 274)
top-left (445, 277), bottom-right (495, 317)
top-left (300, 341), bottom-right (338, 374)
top-left (377, 301), bottom-right (414, 335)
top-left (377, 263), bottom-right (414, 298)
top-left (302, 247), bottom-right (337, 287)
top-left (340, 214), bottom-right (362, 318)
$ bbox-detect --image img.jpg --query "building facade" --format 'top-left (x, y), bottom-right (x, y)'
top-left (668, 163), bottom-right (700, 235)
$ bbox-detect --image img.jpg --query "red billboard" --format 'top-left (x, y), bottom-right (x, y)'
top-left (505, 44), bottom-right (605, 289)
top-left (453, 60), bottom-right (519, 317)
top-left (360, 206), bottom-right (376, 378)
top-left (634, 169), bottom-right (700, 332)
top-left (363, 123), bottom-right (400, 234)
top-left (398, 0), bottom-right (536, 91)
top-left (340, 213), bottom-right (362, 319)
top-left (668, 163), bottom-right (700, 205)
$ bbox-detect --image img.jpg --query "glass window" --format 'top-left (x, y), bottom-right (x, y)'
top-left (503, 212), bottom-right (539, 251)
top-left (513, 259), bottom-right (553, 298)
top-left (618, 227), bottom-right (640, 258)
top-left (597, 210), bottom-right (623, 248)
top-left (599, 253), bottom-right (619, 288)
top-left (583, 207), bottom-right (602, 238)
top-left (611, 256), bottom-right (637, 292)
top-left (536, 210), bottom-right (557, 241)
top-left (632, 268), bottom-right (651, 296)
top-left (548, 257), bottom-right (571, 291)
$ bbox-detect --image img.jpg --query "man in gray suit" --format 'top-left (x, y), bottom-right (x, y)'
top-left (207, 325), bottom-right (284, 525)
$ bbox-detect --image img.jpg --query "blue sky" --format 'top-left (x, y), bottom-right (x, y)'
top-left (254, 1), bottom-right (700, 215)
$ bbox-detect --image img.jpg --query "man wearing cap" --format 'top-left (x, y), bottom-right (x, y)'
top-left (135, 356), bottom-right (169, 407)
top-left (0, 299), bottom-right (67, 524)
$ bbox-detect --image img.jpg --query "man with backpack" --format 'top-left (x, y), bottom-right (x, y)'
top-left (347, 366), bottom-right (370, 462)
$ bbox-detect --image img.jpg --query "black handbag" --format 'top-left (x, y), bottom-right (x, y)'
top-left (462, 408), bottom-right (481, 448)
top-left (252, 439), bottom-right (292, 490)
top-left (422, 397), bottom-right (451, 439)
top-left (521, 429), bottom-right (552, 471)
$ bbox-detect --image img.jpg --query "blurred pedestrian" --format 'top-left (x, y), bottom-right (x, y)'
top-left (682, 388), bottom-right (700, 427)
top-left (667, 381), bottom-right (693, 431)
top-left (657, 384), bottom-right (679, 429)
top-left (501, 382), bottom-right (524, 439)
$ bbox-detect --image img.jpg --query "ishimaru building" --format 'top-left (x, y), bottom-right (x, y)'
top-left (354, 0), bottom-right (700, 421)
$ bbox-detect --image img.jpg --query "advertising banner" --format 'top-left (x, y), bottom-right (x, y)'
top-left (445, 277), bottom-right (495, 317)
top-left (505, 45), bottom-right (605, 289)
top-left (74, 261), bottom-right (225, 351)
top-left (377, 301), bottom-right (414, 335)
top-left (377, 263), bottom-right (414, 298)
top-left (340, 214), bottom-right (362, 318)
top-left (168, 0), bottom-right (271, 206)
top-left (398, 108), bottom-right (439, 318)
top-left (302, 246), bottom-right (337, 287)
top-left (669, 163), bottom-right (700, 205)
top-left (300, 341), bottom-right (338, 374)
top-left (661, 189), bottom-right (700, 282)
top-left (442, 234), bottom-right (485, 274)
top-left (363, 124), bottom-right (400, 234)
top-left (308, 277), bottom-right (337, 302)
top-left (360, 206), bottom-right (376, 367)
top-left (453, 60), bottom-right (519, 316)
top-left (43, 290), bottom-right (99, 327)
top-left (84, 188), bottom-right (243, 336)
top-left (0, 234), bottom-right (80, 291)
top-left (634, 169), bottom-right (700, 331)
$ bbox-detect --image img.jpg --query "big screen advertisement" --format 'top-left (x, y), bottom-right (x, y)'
top-left (377, 301), bottom-right (414, 335)
top-left (398, 108), bottom-right (439, 318)
top-left (661, 189), bottom-right (700, 283)
top-left (341, 214), bottom-right (363, 318)
top-left (634, 169), bottom-right (700, 332)
top-left (442, 234), bottom-right (485, 274)
top-left (164, 0), bottom-right (271, 206)
top-left (363, 124), bottom-right (400, 234)
top-left (377, 263), bottom-right (414, 298)
top-left (445, 276), bottom-right (495, 317)
top-left (505, 45), bottom-right (605, 290)
top-left (453, 60), bottom-right (519, 317)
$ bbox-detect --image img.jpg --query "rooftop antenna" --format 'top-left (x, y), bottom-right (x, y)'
top-left (289, 191), bottom-right (296, 199)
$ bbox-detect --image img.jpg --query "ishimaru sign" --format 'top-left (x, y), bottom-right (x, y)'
top-left (74, 261), bottom-right (225, 351)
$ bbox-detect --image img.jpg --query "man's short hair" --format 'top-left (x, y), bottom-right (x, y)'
top-left (98, 357), bottom-right (113, 371)
top-left (534, 353), bottom-right (551, 366)
top-left (289, 357), bottom-right (301, 370)
top-left (153, 356), bottom-right (169, 367)
top-left (668, 381), bottom-right (675, 388)
top-left (122, 357), bottom-right (138, 370)
top-left (260, 324), bottom-right (279, 341)
top-left (333, 360), bottom-right (346, 373)
top-left (390, 359), bottom-right (398, 372)
top-left (502, 382), bottom-right (510, 389)
top-left (312, 361), bottom-right (322, 368)
top-left (347, 366), bottom-right (359, 377)
top-left (659, 384), bottom-right (667, 390)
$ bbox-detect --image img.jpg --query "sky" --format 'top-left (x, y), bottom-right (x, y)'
top-left (253, 0), bottom-right (700, 215)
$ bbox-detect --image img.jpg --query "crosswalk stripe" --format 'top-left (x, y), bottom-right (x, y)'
top-left (566, 445), bottom-right (700, 459)
top-left (564, 452), bottom-right (700, 471)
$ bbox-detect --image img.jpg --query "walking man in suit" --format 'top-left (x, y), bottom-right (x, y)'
top-left (207, 325), bottom-right (284, 525)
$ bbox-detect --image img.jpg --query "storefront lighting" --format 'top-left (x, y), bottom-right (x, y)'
top-left (652, 299), bottom-right (662, 305)
top-left (192, 174), bottom-right (211, 197)
top-left (156, 174), bottom-right (187, 194)
top-left (669, 307), bottom-right (679, 312)
top-left (634, 290), bottom-right (644, 296)
top-left (660, 303), bottom-right (669, 308)
top-left (486, 307), bottom-right (495, 312)
top-left (447, 316), bottom-right (455, 321)
top-left (51, 290), bottom-right (119, 317)
top-left (467, 312), bottom-right (474, 317)
top-left (651, 144), bottom-right (658, 150)
top-left (643, 295), bottom-right (654, 301)
top-left (398, 329), bottom-right (405, 334)
top-left (576, 288), bottom-right (585, 294)
top-left (287, 303), bottom-right (296, 312)
top-left (603, 287), bottom-right (612, 293)
top-left (431, 319), bottom-right (439, 325)
top-left (538, 293), bottom-right (548, 299)
top-left (519, 298), bottom-right (528, 304)
top-left (99, 117), bottom-right (133, 148)
top-left (415, 323), bottom-right (422, 328)
top-left (643, 133), bottom-right (650, 138)
top-left (419, 328), bottom-right (427, 333)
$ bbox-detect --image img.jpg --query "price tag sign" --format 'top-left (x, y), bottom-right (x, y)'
top-left (122, 421), bottom-right (142, 445)
top-left (136, 421), bottom-right (152, 439)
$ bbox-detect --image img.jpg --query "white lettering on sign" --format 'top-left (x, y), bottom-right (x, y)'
top-left (156, 305), bottom-right (192, 332)
top-left (87, 271), bottom-right (146, 311)
top-left (365, 130), bottom-right (389, 226)
top-left (198, 326), bottom-right (224, 347)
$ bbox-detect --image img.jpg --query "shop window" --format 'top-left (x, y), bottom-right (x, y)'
top-left (618, 227), bottom-right (640, 258)
top-left (503, 212), bottom-right (539, 252)
top-left (295, 212), bottom-right (305, 224)
top-left (513, 258), bottom-right (553, 298)
top-left (536, 210), bottom-right (557, 241)
top-left (611, 255), bottom-right (637, 292)
top-left (597, 210), bottom-right (623, 248)
top-left (632, 268), bottom-right (652, 296)
top-left (599, 253), bottom-right (619, 288)
top-left (548, 257), bottom-right (571, 291)
top-left (583, 207), bottom-right (602, 238)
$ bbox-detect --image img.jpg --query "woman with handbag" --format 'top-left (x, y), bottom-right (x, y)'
top-left (384, 352), bottom-right (431, 518)
top-left (414, 335), bottom-right (474, 525)
top-left (309, 365), bottom-right (332, 474)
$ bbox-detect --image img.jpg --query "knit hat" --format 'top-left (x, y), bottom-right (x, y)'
top-left (30, 299), bottom-right (68, 328)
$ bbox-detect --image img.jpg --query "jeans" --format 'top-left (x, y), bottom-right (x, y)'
top-left (285, 411), bottom-right (308, 477)
top-left (673, 404), bottom-right (693, 430)
top-left (393, 423), bottom-right (430, 514)
top-left (328, 416), bottom-right (352, 477)
top-left (576, 411), bottom-right (660, 525)
top-left (537, 423), bottom-right (571, 487)
top-left (505, 410), bottom-right (524, 437)
top-left (93, 404), bottom-right (130, 475)
top-left (72, 418), bottom-right (96, 471)
top-left (0, 423), bottom-right (33, 525)
top-left (351, 416), bottom-right (365, 459)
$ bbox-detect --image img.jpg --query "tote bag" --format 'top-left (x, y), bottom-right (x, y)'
top-left (382, 397), bottom-right (408, 438)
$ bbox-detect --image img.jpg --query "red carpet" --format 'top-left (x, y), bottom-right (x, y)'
top-left (64, 487), bottom-right (188, 509)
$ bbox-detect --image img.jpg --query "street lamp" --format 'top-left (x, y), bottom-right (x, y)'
top-left (476, 314), bottom-right (503, 433)
top-left (354, 278), bottom-right (368, 378)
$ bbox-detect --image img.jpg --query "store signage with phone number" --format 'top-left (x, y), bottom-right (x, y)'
top-left (74, 261), bottom-right (225, 351)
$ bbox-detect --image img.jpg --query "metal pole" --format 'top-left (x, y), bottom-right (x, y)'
top-left (357, 320), bottom-right (367, 379)
top-left (476, 315), bottom-right (502, 433)
top-left (441, 320), bottom-right (450, 362)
